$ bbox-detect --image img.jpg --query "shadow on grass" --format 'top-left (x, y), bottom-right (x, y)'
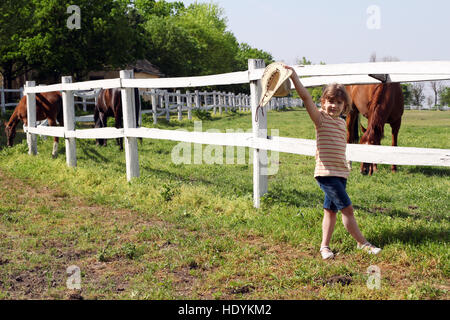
top-left (404, 166), bottom-right (450, 177)
top-left (354, 205), bottom-right (449, 223)
top-left (140, 164), bottom-right (253, 197)
top-left (369, 225), bottom-right (449, 247)
top-left (262, 187), bottom-right (323, 208)
top-left (78, 142), bottom-right (111, 163)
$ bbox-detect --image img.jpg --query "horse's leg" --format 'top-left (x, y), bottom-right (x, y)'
top-left (390, 118), bottom-right (402, 172)
top-left (96, 112), bottom-right (108, 147)
top-left (346, 105), bottom-right (360, 144)
top-left (115, 112), bottom-right (123, 151)
top-left (48, 118), bottom-right (59, 158)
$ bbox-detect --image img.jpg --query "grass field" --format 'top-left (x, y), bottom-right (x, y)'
top-left (0, 108), bottom-right (448, 300)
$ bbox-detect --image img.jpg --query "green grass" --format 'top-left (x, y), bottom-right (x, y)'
top-left (0, 108), bottom-right (448, 300)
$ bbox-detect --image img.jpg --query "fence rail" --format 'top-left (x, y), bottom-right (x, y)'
top-left (20, 59), bottom-right (450, 208)
top-left (1, 87), bottom-right (23, 115)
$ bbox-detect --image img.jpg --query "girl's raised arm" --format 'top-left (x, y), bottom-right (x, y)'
top-left (286, 66), bottom-right (321, 127)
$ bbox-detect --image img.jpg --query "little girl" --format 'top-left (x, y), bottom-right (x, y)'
top-left (286, 66), bottom-right (381, 259)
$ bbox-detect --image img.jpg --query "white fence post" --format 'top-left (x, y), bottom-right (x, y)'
top-left (176, 90), bottom-right (182, 121)
top-left (249, 59), bottom-right (267, 208)
top-left (195, 90), bottom-right (200, 111)
top-left (164, 91), bottom-right (170, 122)
top-left (1, 87), bottom-right (5, 115)
top-left (120, 70), bottom-right (140, 181)
top-left (25, 81), bottom-right (37, 155)
top-left (151, 89), bottom-right (157, 124)
top-left (187, 90), bottom-right (192, 120)
top-left (62, 76), bottom-right (77, 166)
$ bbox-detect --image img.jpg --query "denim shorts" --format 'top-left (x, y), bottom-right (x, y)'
top-left (316, 176), bottom-right (352, 212)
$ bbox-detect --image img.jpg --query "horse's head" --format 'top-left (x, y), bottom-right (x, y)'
top-left (5, 122), bottom-right (16, 147)
top-left (359, 124), bottom-right (383, 175)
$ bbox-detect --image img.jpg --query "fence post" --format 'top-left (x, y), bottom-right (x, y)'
top-left (195, 90), bottom-right (200, 111)
top-left (176, 90), bottom-right (182, 121)
top-left (150, 89), bottom-right (157, 124)
top-left (62, 76), bottom-right (76, 166)
top-left (186, 90), bottom-right (192, 120)
top-left (164, 90), bottom-right (170, 122)
top-left (213, 91), bottom-right (217, 115)
top-left (0, 87), bottom-right (5, 115)
top-left (25, 81), bottom-right (38, 155)
top-left (120, 70), bottom-right (140, 181)
top-left (249, 59), bottom-right (267, 209)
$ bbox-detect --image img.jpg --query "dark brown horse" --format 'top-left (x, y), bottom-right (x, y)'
top-left (4, 91), bottom-right (63, 157)
top-left (345, 83), bottom-right (404, 175)
top-left (94, 88), bottom-right (141, 150)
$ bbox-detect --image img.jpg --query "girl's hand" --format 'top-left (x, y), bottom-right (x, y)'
top-left (285, 65), bottom-right (298, 80)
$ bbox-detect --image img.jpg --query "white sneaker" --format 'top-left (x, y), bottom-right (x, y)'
top-left (357, 242), bottom-right (382, 255)
top-left (320, 246), bottom-right (335, 260)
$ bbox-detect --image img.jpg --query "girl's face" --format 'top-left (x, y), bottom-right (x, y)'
top-left (322, 98), bottom-right (345, 118)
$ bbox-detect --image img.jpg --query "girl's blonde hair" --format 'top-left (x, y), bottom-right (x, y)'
top-left (320, 83), bottom-right (352, 116)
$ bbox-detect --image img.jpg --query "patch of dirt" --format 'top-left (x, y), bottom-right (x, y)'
top-left (7, 268), bottom-right (66, 299)
top-left (324, 275), bottom-right (353, 286)
top-left (369, 206), bottom-right (389, 214)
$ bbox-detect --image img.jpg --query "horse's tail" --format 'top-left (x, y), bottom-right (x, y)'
top-left (367, 84), bottom-right (388, 140)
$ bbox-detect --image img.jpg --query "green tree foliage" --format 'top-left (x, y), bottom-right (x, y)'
top-left (0, 0), bottom-right (274, 86)
top-left (21, 0), bottom-right (142, 82)
top-left (439, 87), bottom-right (450, 106)
top-left (142, 2), bottom-right (245, 77)
top-left (0, 0), bottom-right (34, 88)
top-left (401, 83), bottom-right (413, 106)
top-left (235, 43), bottom-right (274, 71)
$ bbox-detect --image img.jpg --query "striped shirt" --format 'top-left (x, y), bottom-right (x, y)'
top-left (314, 110), bottom-right (350, 179)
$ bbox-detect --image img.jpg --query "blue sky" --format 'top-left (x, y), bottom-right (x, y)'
top-left (172, 0), bottom-right (450, 65)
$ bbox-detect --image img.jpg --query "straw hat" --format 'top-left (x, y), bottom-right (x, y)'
top-left (256, 62), bottom-right (292, 121)
top-left (260, 62), bottom-right (292, 103)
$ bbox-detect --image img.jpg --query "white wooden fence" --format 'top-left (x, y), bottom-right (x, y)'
top-left (1, 87), bottom-right (23, 115)
top-left (141, 89), bottom-right (302, 124)
top-left (0, 86), bottom-right (98, 115)
top-left (22, 60), bottom-right (450, 208)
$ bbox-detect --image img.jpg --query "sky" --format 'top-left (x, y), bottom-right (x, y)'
top-left (169, 0), bottom-right (450, 103)
top-left (172, 0), bottom-right (450, 65)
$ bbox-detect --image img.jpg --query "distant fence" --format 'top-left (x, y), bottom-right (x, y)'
top-left (20, 59), bottom-right (450, 208)
top-left (1, 87), bottom-right (23, 115)
top-left (141, 89), bottom-right (303, 124)
top-left (74, 89), bottom-right (303, 124)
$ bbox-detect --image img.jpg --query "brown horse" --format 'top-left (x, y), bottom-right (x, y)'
top-left (4, 91), bottom-right (63, 157)
top-left (345, 83), bottom-right (404, 175)
top-left (94, 88), bottom-right (140, 150)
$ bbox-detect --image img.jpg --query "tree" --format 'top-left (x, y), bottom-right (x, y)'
top-left (235, 43), bottom-right (273, 71)
top-left (11, 0), bottom-right (142, 82)
top-left (142, 2), bottom-right (242, 77)
top-left (439, 87), bottom-right (450, 106)
top-left (410, 82), bottom-right (425, 108)
top-left (0, 0), bottom-right (34, 89)
top-left (401, 83), bottom-right (413, 106)
top-left (429, 81), bottom-right (444, 106)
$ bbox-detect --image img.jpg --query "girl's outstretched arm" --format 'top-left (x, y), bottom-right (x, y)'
top-left (286, 66), bottom-right (321, 127)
